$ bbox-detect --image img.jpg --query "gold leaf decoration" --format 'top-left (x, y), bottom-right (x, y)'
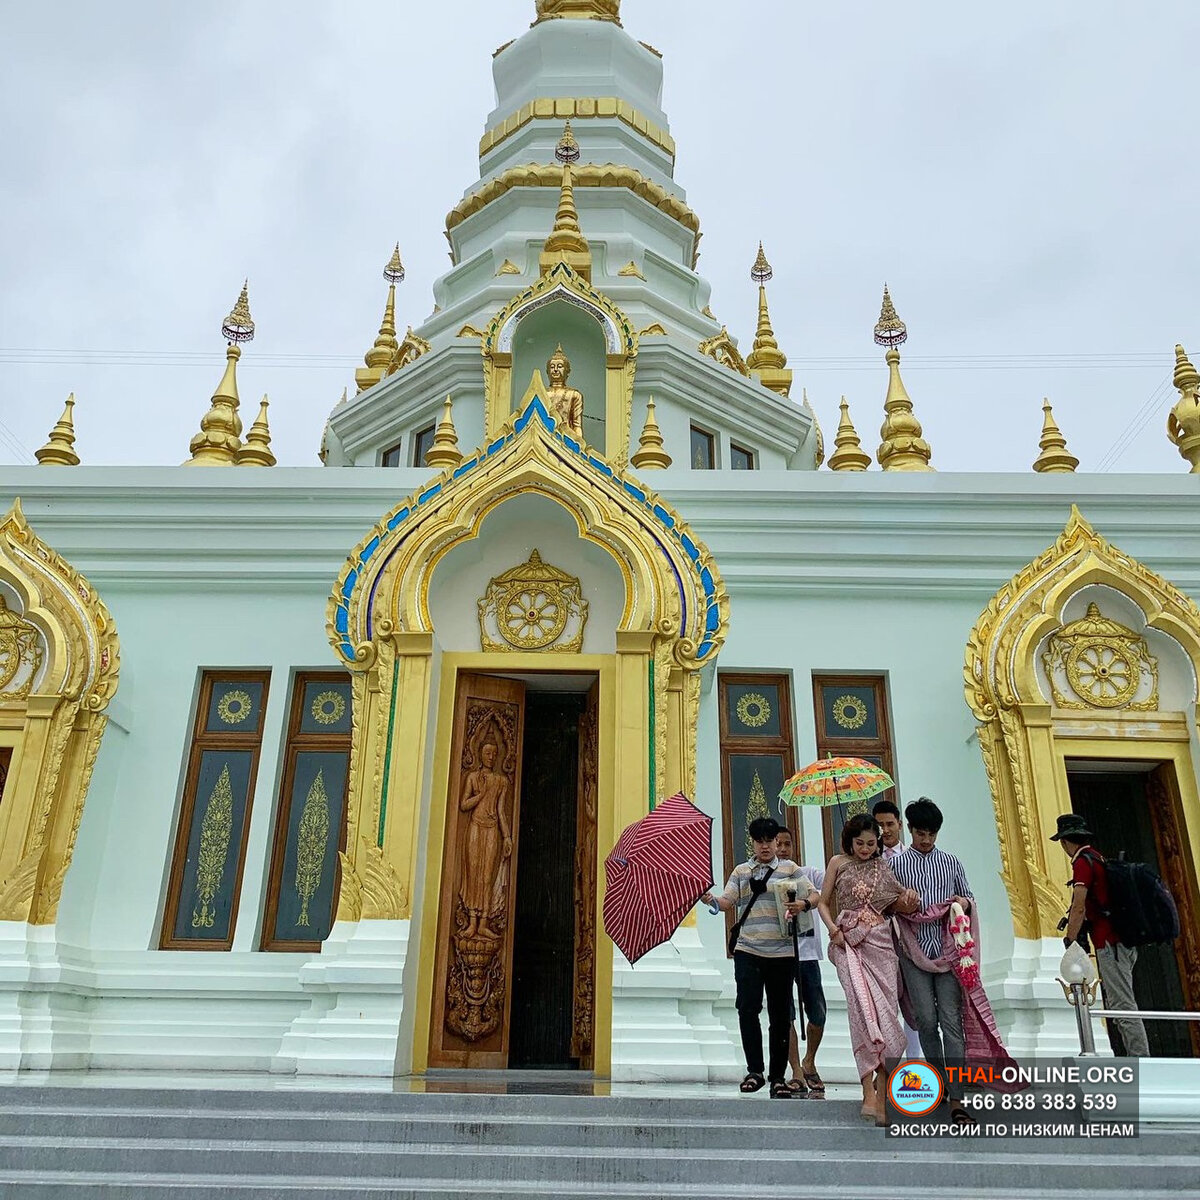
top-left (294, 768), bottom-right (330, 927)
top-left (310, 690), bottom-right (346, 726)
top-left (735, 692), bottom-right (771, 729)
top-left (832, 693), bottom-right (868, 730)
top-left (192, 764), bottom-right (234, 928)
top-left (216, 689), bottom-right (252, 725)
top-left (744, 770), bottom-right (769, 859)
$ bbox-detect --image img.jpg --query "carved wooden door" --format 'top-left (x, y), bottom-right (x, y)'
top-left (571, 680), bottom-right (599, 1069)
top-left (428, 673), bottom-right (526, 1069)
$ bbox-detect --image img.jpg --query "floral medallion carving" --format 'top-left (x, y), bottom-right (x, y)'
top-left (477, 549), bottom-right (588, 653)
top-left (0, 594), bottom-right (43, 701)
top-left (1042, 602), bottom-right (1158, 711)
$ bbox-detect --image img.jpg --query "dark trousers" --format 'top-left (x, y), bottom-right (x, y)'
top-left (733, 950), bottom-right (794, 1081)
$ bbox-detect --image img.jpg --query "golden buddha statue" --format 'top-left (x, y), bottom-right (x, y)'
top-left (545, 344), bottom-right (585, 439)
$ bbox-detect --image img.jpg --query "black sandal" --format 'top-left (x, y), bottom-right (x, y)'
top-left (802, 1070), bottom-right (826, 1097)
top-left (769, 1080), bottom-right (794, 1099)
top-left (785, 1077), bottom-right (807, 1095)
top-left (950, 1104), bottom-right (977, 1125)
top-left (739, 1072), bottom-right (766, 1093)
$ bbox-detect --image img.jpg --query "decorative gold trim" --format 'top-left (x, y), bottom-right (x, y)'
top-left (698, 327), bottom-right (749, 377)
top-left (480, 97), bottom-right (674, 162)
top-left (617, 261), bottom-right (645, 280)
top-left (385, 327), bottom-right (433, 378)
top-left (637, 324), bottom-right (667, 337)
top-left (477, 549), bottom-right (589, 653)
top-left (496, 259), bottom-right (522, 276)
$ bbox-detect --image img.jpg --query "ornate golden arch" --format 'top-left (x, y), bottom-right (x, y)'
top-left (0, 500), bottom-right (120, 923)
top-left (480, 263), bottom-right (638, 459)
top-left (326, 395), bottom-right (728, 923)
top-left (964, 506), bottom-right (1200, 937)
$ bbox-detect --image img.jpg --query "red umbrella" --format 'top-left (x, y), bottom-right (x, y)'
top-left (602, 792), bottom-right (714, 965)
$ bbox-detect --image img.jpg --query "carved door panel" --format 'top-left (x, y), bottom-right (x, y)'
top-left (428, 673), bottom-right (526, 1069)
top-left (571, 680), bottom-right (599, 1068)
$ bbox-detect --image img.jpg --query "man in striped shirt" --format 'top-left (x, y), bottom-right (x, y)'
top-left (889, 798), bottom-right (975, 1118)
top-left (701, 817), bottom-right (810, 1098)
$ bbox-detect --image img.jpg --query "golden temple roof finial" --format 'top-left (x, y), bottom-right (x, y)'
top-left (541, 123), bottom-right (592, 280)
top-left (630, 395), bottom-right (672, 470)
top-left (186, 283), bottom-right (254, 466)
top-left (1032, 397), bottom-right (1078, 473)
top-left (357, 245), bottom-right (404, 394)
top-left (424, 395), bottom-right (464, 470)
top-left (828, 396), bottom-right (871, 472)
top-left (238, 396), bottom-right (276, 467)
top-left (746, 243), bottom-right (792, 397)
top-left (534, 0), bottom-right (621, 24)
top-left (35, 393), bottom-right (81, 466)
top-left (873, 286), bottom-right (932, 471)
top-left (1168, 343), bottom-right (1200, 472)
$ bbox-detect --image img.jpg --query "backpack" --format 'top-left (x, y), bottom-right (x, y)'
top-left (1079, 849), bottom-right (1180, 948)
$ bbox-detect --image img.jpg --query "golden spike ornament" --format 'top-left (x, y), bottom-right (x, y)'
top-left (828, 396), bottom-right (871, 471)
top-left (186, 283), bottom-right (254, 466)
top-left (1032, 397), bottom-right (1078, 473)
top-left (873, 286), bottom-right (932, 471)
top-left (357, 245), bottom-right (404, 393)
top-left (35, 394), bottom-right (80, 466)
top-left (238, 395), bottom-right (277, 467)
top-left (630, 395), bottom-right (672, 470)
top-left (541, 123), bottom-right (591, 280)
top-left (383, 243), bottom-right (405, 285)
top-left (745, 243), bottom-right (791, 396)
top-left (1168, 343), bottom-right (1200, 472)
top-left (191, 764), bottom-right (234, 928)
top-left (425, 395), bottom-right (465, 470)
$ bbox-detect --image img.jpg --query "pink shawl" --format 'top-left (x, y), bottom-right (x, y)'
top-left (895, 901), bottom-right (1025, 1092)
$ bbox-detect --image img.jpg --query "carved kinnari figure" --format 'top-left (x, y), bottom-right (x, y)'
top-left (458, 742), bottom-right (512, 940)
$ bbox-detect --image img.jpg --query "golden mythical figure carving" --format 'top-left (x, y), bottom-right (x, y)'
top-left (458, 741), bottom-right (512, 941)
top-left (545, 345), bottom-right (585, 440)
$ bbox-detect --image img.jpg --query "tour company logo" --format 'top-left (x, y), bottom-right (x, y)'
top-left (887, 1060), bottom-right (944, 1116)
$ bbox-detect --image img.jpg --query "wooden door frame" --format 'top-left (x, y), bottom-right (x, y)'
top-left (412, 653), bottom-right (617, 1077)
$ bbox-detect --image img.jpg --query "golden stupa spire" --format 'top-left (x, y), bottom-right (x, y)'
top-left (873, 286), bottom-right (932, 471)
top-left (185, 282), bottom-right (254, 466)
top-left (1168, 343), bottom-right (1200, 472)
top-left (745, 244), bottom-right (792, 397)
top-left (828, 396), bottom-right (871, 471)
top-left (356, 245), bottom-right (404, 394)
top-left (35, 394), bottom-right (80, 466)
top-left (630, 395), bottom-right (672, 470)
top-left (541, 123), bottom-right (592, 280)
top-left (1032, 397), bottom-right (1078, 473)
top-left (424, 395), bottom-right (464, 470)
top-left (237, 396), bottom-right (276, 467)
top-left (534, 0), bottom-right (621, 23)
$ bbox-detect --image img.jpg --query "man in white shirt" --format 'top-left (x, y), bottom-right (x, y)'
top-left (873, 798), bottom-right (922, 1058)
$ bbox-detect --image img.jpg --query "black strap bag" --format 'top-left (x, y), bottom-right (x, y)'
top-left (728, 866), bottom-right (775, 956)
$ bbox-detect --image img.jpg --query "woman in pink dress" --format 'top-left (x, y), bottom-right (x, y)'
top-left (817, 812), bottom-right (920, 1124)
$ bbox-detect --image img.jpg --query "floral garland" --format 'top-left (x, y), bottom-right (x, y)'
top-left (948, 902), bottom-right (980, 990)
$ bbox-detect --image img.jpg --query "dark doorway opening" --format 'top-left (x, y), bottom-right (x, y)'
top-left (1066, 765), bottom-right (1196, 1057)
top-left (508, 690), bottom-right (587, 1069)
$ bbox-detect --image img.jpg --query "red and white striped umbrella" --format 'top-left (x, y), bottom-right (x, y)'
top-left (602, 792), bottom-right (714, 965)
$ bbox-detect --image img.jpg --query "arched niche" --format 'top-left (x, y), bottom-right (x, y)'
top-left (0, 500), bottom-right (120, 925)
top-left (964, 506), bottom-right (1200, 940)
top-left (481, 264), bottom-right (637, 461)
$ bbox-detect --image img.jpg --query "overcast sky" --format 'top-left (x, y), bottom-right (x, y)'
top-left (2, 1), bottom-right (1197, 473)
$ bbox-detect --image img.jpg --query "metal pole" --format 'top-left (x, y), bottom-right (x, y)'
top-left (1071, 982), bottom-right (1096, 1055)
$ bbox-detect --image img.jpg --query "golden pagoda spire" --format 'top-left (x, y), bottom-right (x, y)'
top-left (873, 286), bottom-right (932, 471)
top-left (630, 395), bottom-right (672, 470)
top-left (424, 395), bottom-right (464, 470)
top-left (35, 394), bottom-right (80, 466)
top-left (1168, 343), bottom-right (1200, 472)
top-left (745, 244), bottom-right (792, 397)
top-left (1032, 397), bottom-right (1078, 473)
top-left (356, 245), bottom-right (405, 394)
top-left (828, 396), bottom-right (871, 471)
top-left (534, 0), bottom-right (621, 23)
top-left (237, 396), bottom-right (276, 467)
top-left (541, 123), bottom-right (592, 280)
top-left (185, 283), bottom-right (254, 466)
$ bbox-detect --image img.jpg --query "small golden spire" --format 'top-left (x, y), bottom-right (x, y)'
top-left (238, 396), bottom-right (276, 467)
top-left (186, 284), bottom-right (254, 466)
top-left (541, 123), bottom-right (592, 280)
top-left (424, 395), bottom-right (464, 470)
top-left (1168, 343), bottom-right (1200, 472)
top-left (873, 286), bottom-right (932, 471)
top-left (745, 243), bottom-right (792, 397)
top-left (35, 394), bottom-right (81, 466)
top-left (828, 396), bottom-right (871, 471)
top-left (356, 246), bottom-right (404, 393)
top-left (630, 395), bottom-right (672, 470)
top-left (1032, 397), bottom-right (1078, 473)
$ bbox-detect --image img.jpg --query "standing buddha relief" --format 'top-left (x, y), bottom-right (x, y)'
top-left (545, 345), bottom-right (584, 440)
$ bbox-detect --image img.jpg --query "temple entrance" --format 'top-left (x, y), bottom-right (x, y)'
top-left (427, 671), bottom-right (598, 1071)
top-left (1066, 761), bottom-right (1200, 1057)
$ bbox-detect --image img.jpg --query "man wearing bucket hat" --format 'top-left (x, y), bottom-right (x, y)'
top-left (1051, 813), bottom-right (1149, 1057)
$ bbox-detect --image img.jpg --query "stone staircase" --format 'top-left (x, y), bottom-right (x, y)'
top-left (0, 1084), bottom-right (1195, 1198)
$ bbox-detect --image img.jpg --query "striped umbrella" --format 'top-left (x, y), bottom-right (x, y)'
top-left (778, 756), bottom-right (895, 808)
top-left (602, 792), bottom-right (714, 965)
